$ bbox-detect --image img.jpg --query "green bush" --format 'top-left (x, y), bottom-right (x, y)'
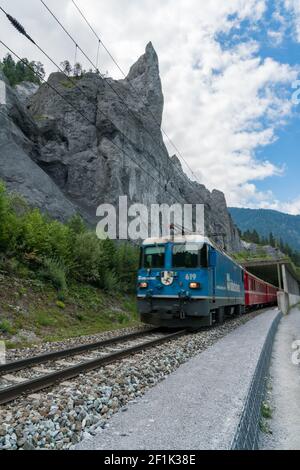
top-left (38, 257), bottom-right (67, 291)
top-left (71, 231), bottom-right (103, 283)
top-left (0, 183), bottom-right (23, 254)
top-left (67, 214), bottom-right (86, 235)
top-left (57, 291), bottom-right (66, 302)
top-left (103, 271), bottom-right (119, 292)
top-left (21, 210), bottom-right (72, 265)
top-left (115, 243), bottom-right (139, 292)
top-left (34, 311), bottom-right (57, 327)
top-left (0, 182), bottom-right (139, 293)
top-left (0, 319), bottom-right (15, 334)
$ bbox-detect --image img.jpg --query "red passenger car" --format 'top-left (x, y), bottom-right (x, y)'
top-left (244, 271), bottom-right (278, 308)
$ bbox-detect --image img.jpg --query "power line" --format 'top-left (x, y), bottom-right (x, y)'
top-left (71, 0), bottom-right (130, 80)
top-left (0, 6), bottom-right (220, 242)
top-left (0, 38), bottom-right (183, 207)
top-left (40, 0), bottom-right (189, 188)
top-left (0, 5), bottom-right (35, 44)
top-left (39, 0), bottom-right (201, 195)
top-left (0, 4), bottom-right (213, 242)
top-left (0, 6), bottom-right (185, 201)
top-left (71, 0), bottom-right (202, 185)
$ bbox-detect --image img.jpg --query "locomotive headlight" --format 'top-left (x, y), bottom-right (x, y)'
top-left (139, 282), bottom-right (148, 289)
top-left (189, 282), bottom-right (200, 289)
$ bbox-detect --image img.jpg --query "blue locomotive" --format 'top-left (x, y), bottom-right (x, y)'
top-left (137, 235), bottom-right (245, 329)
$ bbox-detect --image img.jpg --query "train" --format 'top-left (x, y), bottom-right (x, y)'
top-left (137, 235), bottom-right (278, 329)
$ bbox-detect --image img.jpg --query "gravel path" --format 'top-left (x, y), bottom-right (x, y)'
top-left (0, 312), bottom-right (262, 450)
top-left (260, 306), bottom-right (300, 450)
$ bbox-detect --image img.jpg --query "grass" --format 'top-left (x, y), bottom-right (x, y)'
top-left (232, 250), bottom-right (274, 262)
top-left (261, 402), bottom-right (273, 420)
top-left (60, 76), bottom-right (82, 89)
top-left (259, 402), bottom-right (273, 435)
top-left (259, 419), bottom-right (272, 435)
top-left (0, 319), bottom-right (16, 335)
top-left (0, 274), bottom-right (140, 348)
top-left (33, 114), bottom-right (48, 121)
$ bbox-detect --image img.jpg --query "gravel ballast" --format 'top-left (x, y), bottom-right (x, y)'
top-left (0, 311), bottom-right (266, 450)
top-left (75, 308), bottom-right (280, 450)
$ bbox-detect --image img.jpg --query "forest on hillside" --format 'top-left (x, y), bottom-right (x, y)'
top-left (230, 207), bottom-right (300, 254)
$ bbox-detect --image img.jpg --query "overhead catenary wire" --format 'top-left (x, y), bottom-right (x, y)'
top-left (0, 38), bottom-right (184, 210)
top-left (71, 0), bottom-right (202, 185)
top-left (0, 4), bottom-right (187, 205)
top-left (39, 0), bottom-right (196, 189)
top-left (74, 43), bottom-right (78, 67)
top-left (96, 39), bottom-right (101, 72)
top-left (0, 3), bottom-right (190, 203)
top-left (0, 6), bottom-right (214, 239)
top-left (40, 1), bottom-right (181, 176)
top-left (0, 39), bottom-right (179, 239)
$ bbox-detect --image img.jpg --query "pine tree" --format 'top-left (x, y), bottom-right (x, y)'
top-left (1, 54), bottom-right (44, 86)
top-left (269, 232), bottom-right (276, 247)
top-left (73, 62), bottom-right (82, 77)
top-left (60, 60), bottom-right (72, 76)
top-left (252, 230), bottom-right (260, 244)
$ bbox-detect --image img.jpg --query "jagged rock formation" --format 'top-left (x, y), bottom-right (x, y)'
top-left (0, 43), bottom-right (241, 252)
top-left (241, 241), bottom-right (285, 260)
top-left (0, 70), bottom-right (76, 221)
top-left (14, 81), bottom-right (39, 105)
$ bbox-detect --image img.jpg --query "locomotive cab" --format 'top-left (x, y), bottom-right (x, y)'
top-left (137, 235), bottom-right (242, 328)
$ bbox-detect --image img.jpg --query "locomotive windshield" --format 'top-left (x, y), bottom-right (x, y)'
top-left (143, 245), bottom-right (165, 268)
top-left (172, 243), bottom-right (208, 268)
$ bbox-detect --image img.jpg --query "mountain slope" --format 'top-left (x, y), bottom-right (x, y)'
top-left (229, 207), bottom-right (300, 252)
top-left (0, 43), bottom-right (241, 252)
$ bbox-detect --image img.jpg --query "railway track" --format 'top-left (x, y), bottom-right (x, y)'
top-left (0, 328), bottom-right (187, 405)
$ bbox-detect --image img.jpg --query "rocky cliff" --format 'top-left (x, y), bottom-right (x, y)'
top-left (0, 43), bottom-right (241, 252)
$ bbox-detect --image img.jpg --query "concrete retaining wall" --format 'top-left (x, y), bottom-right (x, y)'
top-left (278, 292), bottom-right (300, 315)
top-left (231, 312), bottom-right (282, 449)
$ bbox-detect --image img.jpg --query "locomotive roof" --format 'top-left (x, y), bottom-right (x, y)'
top-left (142, 235), bottom-right (211, 245)
top-left (142, 235), bottom-right (245, 271)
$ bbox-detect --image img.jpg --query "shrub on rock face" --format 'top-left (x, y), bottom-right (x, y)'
top-left (71, 231), bottom-right (103, 283)
top-left (0, 182), bottom-right (139, 292)
top-left (21, 210), bottom-right (72, 265)
top-left (38, 257), bottom-right (67, 291)
top-left (115, 243), bottom-right (139, 293)
top-left (67, 214), bottom-right (86, 235)
top-left (102, 271), bottom-right (119, 293)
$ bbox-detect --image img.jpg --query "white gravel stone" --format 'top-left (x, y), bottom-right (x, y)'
top-left (0, 312), bottom-right (263, 450)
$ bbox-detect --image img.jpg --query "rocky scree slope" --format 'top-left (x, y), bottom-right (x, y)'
top-left (0, 43), bottom-right (241, 252)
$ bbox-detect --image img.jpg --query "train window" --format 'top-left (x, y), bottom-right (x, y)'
top-left (200, 244), bottom-right (209, 268)
top-left (143, 246), bottom-right (165, 269)
top-left (172, 243), bottom-right (207, 268)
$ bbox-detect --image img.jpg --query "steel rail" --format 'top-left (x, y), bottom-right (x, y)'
top-left (0, 330), bottom-right (186, 405)
top-left (0, 328), bottom-right (159, 374)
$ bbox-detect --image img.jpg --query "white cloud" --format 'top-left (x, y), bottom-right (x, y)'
top-left (278, 198), bottom-right (300, 215)
top-left (284, 0), bottom-right (300, 41)
top-left (0, 0), bottom-right (298, 213)
top-left (258, 196), bottom-right (300, 215)
top-left (267, 29), bottom-right (285, 45)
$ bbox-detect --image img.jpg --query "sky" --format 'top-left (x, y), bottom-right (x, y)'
top-left (0, 0), bottom-right (299, 214)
